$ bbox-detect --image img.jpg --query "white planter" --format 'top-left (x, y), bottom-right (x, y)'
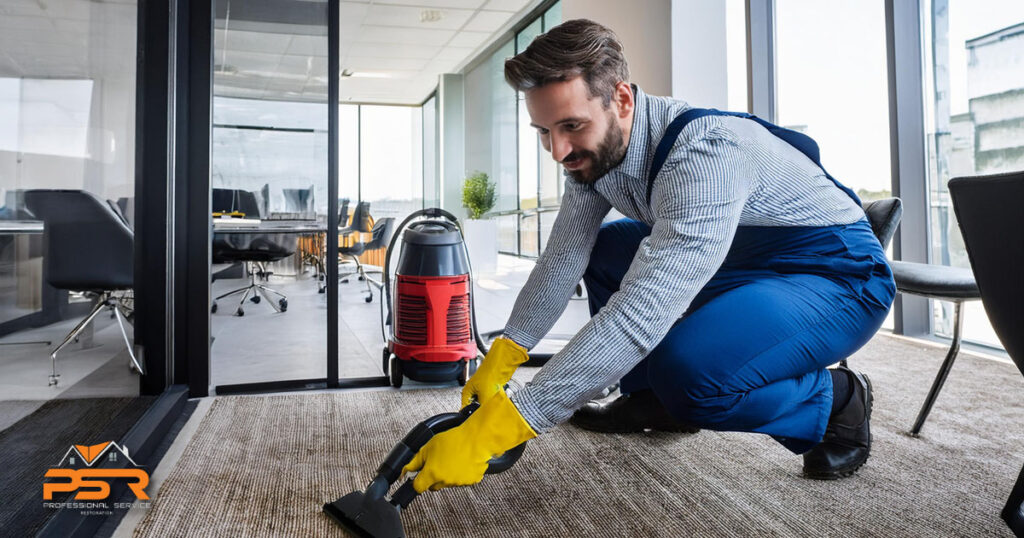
top-left (461, 218), bottom-right (498, 276)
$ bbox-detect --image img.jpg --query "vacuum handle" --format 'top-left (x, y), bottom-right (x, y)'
top-left (390, 479), bottom-right (418, 509)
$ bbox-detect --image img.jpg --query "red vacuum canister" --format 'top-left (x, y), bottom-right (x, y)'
top-left (386, 217), bottom-right (477, 387)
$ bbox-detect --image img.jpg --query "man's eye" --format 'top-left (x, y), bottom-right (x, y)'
top-left (537, 128), bottom-right (549, 135)
top-left (565, 123), bottom-right (580, 131)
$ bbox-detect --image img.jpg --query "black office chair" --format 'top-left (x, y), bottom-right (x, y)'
top-left (861, 197), bottom-right (902, 250)
top-left (339, 217), bottom-right (395, 303)
top-left (23, 189), bottom-right (143, 386)
top-left (340, 200), bottom-right (371, 238)
top-left (212, 188), bottom-right (296, 316)
top-left (947, 171), bottom-right (1024, 537)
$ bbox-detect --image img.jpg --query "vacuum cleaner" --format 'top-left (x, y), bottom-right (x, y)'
top-left (378, 208), bottom-right (554, 388)
top-left (323, 208), bottom-right (563, 536)
top-left (323, 400), bottom-right (527, 538)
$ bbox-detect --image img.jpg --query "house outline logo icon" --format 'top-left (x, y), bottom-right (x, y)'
top-left (43, 440), bottom-right (150, 502)
top-left (58, 441), bottom-right (140, 468)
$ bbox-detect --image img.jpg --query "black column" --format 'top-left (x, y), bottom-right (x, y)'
top-left (175, 0), bottom-right (213, 397)
top-left (134, 0), bottom-right (172, 395)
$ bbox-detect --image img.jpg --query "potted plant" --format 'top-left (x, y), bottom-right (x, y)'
top-left (461, 171), bottom-right (498, 274)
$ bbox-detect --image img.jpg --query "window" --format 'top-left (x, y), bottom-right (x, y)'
top-left (923, 0), bottom-right (1024, 346)
top-left (360, 105), bottom-right (423, 220)
top-left (513, 2), bottom-right (562, 258)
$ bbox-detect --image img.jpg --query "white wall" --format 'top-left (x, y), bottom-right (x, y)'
top-left (562, 0), bottom-right (673, 97)
top-left (671, 0), bottom-right (728, 107)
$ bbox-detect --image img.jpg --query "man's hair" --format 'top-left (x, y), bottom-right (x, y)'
top-left (504, 19), bottom-right (629, 107)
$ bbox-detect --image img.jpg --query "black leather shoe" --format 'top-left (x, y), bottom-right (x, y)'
top-left (802, 368), bottom-right (873, 480)
top-left (570, 390), bottom-right (700, 434)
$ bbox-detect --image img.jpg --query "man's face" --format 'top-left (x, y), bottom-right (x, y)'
top-left (525, 77), bottom-right (632, 184)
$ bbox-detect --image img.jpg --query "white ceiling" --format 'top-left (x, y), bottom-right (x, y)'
top-left (214, 0), bottom-right (540, 104)
top-left (0, 0), bottom-right (539, 106)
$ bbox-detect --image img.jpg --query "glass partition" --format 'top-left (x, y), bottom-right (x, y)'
top-left (0, 0), bottom-right (139, 397)
top-left (209, 0), bottom-right (329, 387)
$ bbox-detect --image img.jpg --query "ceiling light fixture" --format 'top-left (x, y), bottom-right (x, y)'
top-left (420, 9), bottom-right (442, 23)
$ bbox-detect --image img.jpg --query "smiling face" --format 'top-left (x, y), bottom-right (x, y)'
top-left (525, 77), bottom-right (635, 185)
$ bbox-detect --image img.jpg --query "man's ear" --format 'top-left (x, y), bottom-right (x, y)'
top-left (612, 81), bottom-right (634, 119)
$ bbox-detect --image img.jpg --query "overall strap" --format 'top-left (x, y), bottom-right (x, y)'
top-left (644, 108), bottom-right (862, 207)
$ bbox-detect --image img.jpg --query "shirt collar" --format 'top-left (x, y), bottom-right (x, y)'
top-left (608, 84), bottom-right (650, 181)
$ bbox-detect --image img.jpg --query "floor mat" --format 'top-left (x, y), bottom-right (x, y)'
top-left (135, 335), bottom-right (1021, 537)
top-left (0, 396), bottom-right (155, 537)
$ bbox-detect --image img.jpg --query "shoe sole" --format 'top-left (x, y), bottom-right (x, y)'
top-left (802, 373), bottom-right (873, 480)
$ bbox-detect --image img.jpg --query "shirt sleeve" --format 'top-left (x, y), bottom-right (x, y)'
top-left (502, 177), bottom-right (611, 350)
top-left (511, 125), bottom-right (754, 432)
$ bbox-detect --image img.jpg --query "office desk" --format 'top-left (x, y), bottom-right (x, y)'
top-left (0, 220), bottom-right (44, 234)
top-left (0, 219), bottom-right (66, 339)
top-left (213, 221), bottom-right (328, 285)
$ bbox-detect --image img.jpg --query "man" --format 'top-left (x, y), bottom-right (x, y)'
top-left (402, 19), bottom-right (895, 493)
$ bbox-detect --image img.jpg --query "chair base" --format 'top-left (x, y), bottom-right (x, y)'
top-left (49, 291), bottom-right (142, 386)
top-left (339, 255), bottom-right (382, 303)
top-left (213, 263), bottom-right (289, 316)
top-left (910, 300), bottom-right (966, 436)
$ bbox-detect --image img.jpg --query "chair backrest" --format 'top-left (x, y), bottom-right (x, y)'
top-left (862, 197), bottom-right (902, 250)
top-left (283, 185), bottom-right (314, 213)
top-left (212, 188), bottom-right (262, 218)
top-left (338, 198), bottom-right (350, 225)
top-left (364, 217), bottom-right (395, 250)
top-left (23, 189), bottom-right (133, 291)
top-left (349, 201), bottom-right (372, 233)
top-left (948, 171), bottom-right (1024, 373)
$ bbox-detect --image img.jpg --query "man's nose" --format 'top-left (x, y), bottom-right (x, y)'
top-left (549, 132), bottom-right (572, 162)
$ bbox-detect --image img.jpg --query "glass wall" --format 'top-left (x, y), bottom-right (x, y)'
top-left (0, 0), bottom-right (140, 396)
top-left (775, 1), bottom-right (892, 329)
top-left (210, 0), bottom-right (329, 386)
top-left (923, 0), bottom-right (1024, 346)
top-left (513, 3), bottom-right (562, 258)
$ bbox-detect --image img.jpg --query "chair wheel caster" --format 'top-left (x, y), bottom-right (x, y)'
top-left (358, 275), bottom-right (365, 281)
top-left (318, 287), bottom-right (325, 294)
top-left (279, 299), bottom-right (288, 312)
top-left (211, 302), bottom-right (218, 313)
top-left (364, 295), bottom-right (372, 303)
top-left (250, 295), bottom-right (261, 304)
top-left (341, 279), bottom-right (349, 284)
top-left (236, 308), bottom-right (244, 316)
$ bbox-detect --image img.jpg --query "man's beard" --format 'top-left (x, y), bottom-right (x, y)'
top-left (563, 115), bottom-right (627, 185)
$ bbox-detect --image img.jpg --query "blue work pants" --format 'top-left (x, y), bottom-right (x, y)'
top-left (582, 219), bottom-right (895, 453)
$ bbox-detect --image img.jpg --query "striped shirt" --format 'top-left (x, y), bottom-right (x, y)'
top-left (506, 86), bottom-right (866, 433)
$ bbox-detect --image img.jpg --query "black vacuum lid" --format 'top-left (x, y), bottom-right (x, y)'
top-left (402, 221), bottom-right (462, 246)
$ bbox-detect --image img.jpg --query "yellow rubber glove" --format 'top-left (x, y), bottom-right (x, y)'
top-left (461, 337), bottom-right (529, 408)
top-left (402, 390), bottom-right (537, 493)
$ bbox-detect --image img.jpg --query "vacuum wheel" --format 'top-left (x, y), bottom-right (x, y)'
top-left (457, 360), bottom-right (469, 386)
top-left (389, 356), bottom-right (403, 388)
top-left (381, 349), bottom-right (391, 376)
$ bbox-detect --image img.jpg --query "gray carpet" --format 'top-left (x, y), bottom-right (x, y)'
top-left (134, 335), bottom-right (1022, 537)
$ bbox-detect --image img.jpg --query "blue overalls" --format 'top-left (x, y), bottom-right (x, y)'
top-left (583, 110), bottom-right (896, 454)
